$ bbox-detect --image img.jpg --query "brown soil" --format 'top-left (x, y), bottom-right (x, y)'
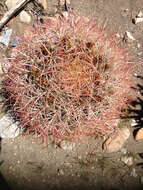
top-left (0, 0), bottom-right (143, 190)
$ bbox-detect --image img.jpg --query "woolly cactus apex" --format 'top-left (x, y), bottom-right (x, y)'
top-left (1, 13), bottom-right (134, 144)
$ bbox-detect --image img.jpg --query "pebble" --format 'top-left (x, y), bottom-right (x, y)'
top-left (57, 168), bottom-right (64, 176)
top-left (132, 17), bottom-right (143, 24)
top-left (0, 114), bottom-right (21, 138)
top-left (137, 52), bottom-right (142, 56)
top-left (123, 31), bottom-right (135, 43)
top-left (137, 43), bottom-right (141, 49)
top-left (0, 29), bottom-right (12, 47)
top-left (121, 9), bottom-right (129, 17)
top-left (103, 127), bottom-right (130, 153)
top-left (76, 173), bottom-right (81, 177)
top-left (19, 11), bottom-right (31, 24)
top-left (60, 141), bottom-right (75, 151)
top-left (135, 128), bottom-right (143, 141)
top-left (132, 11), bottom-right (143, 24)
top-left (62, 11), bottom-right (69, 20)
top-left (120, 148), bottom-right (128, 155)
top-left (116, 33), bottom-right (120, 38)
top-left (121, 155), bottom-right (133, 166)
top-left (137, 11), bottom-right (143, 18)
top-left (11, 36), bottom-right (21, 47)
top-left (131, 119), bottom-right (138, 127)
top-left (130, 168), bottom-right (138, 178)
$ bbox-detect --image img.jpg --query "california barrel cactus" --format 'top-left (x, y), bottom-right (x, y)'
top-left (1, 13), bottom-right (133, 144)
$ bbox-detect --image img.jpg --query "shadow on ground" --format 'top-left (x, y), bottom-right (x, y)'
top-left (3, 184), bottom-right (143, 190)
top-left (0, 172), bottom-right (11, 190)
top-left (127, 75), bottom-right (143, 132)
top-left (126, 75), bottom-right (143, 167)
top-left (0, 137), bottom-right (11, 190)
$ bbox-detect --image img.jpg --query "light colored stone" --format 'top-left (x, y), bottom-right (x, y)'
top-left (137, 11), bottom-right (143, 18)
top-left (130, 168), bottom-right (138, 178)
top-left (137, 43), bottom-right (141, 49)
top-left (135, 128), bottom-right (143, 141)
top-left (66, 0), bottom-right (70, 4)
top-left (133, 17), bottom-right (143, 24)
top-left (0, 114), bottom-right (20, 138)
top-left (60, 141), bottom-right (75, 151)
top-left (121, 155), bottom-right (133, 166)
top-left (131, 119), bottom-right (138, 127)
top-left (38, 0), bottom-right (47, 10)
top-left (5, 0), bottom-right (19, 10)
top-left (57, 168), bottom-right (64, 176)
top-left (0, 29), bottom-right (12, 47)
top-left (120, 147), bottom-right (128, 155)
top-left (103, 127), bottom-right (130, 153)
top-left (19, 10), bottom-right (31, 24)
top-left (62, 11), bottom-right (69, 20)
top-left (124, 31), bottom-right (135, 43)
top-left (132, 11), bottom-right (143, 24)
top-left (115, 33), bottom-right (120, 38)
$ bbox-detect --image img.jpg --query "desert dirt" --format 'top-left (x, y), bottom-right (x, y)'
top-left (1, 0), bottom-right (143, 190)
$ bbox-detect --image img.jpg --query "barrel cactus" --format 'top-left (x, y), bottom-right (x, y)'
top-left (1, 13), bottom-right (133, 144)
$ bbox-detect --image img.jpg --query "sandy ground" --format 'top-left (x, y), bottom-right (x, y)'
top-left (1, 0), bottom-right (143, 190)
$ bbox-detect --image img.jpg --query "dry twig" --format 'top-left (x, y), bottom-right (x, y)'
top-left (0, 0), bottom-right (30, 30)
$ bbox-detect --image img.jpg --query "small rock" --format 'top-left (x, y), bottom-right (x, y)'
top-left (60, 141), bottom-right (75, 151)
top-left (137, 11), bottom-right (143, 18)
top-left (76, 173), bottom-right (80, 177)
top-left (132, 11), bottom-right (143, 24)
top-left (137, 52), bottom-right (142, 56)
top-left (123, 31), bottom-right (135, 43)
top-left (0, 114), bottom-right (21, 138)
top-left (5, 0), bottom-right (19, 10)
top-left (103, 127), bottom-right (130, 153)
top-left (0, 29), bottom-right (12, 47)
top-left (137, 43), bottom-right (141, 49)
top-left (116, 33), bottom-right (120, 38)
top-left (57, 168), bottom-right (64, 176)
top-left (11, 36), bottom-right (21, 47)
top-left (38, 0), bottom-right (47, 10)
top-left (121, 155), bottom-right (133, 166)
top-left (121, 9), bottom-right (129, 17)
top-left (130, 168), bottom-right (138, 178)
top-left (19, 11), bottom-right (31, 24)
top-left (135, 128), bottom-right (143, 141)
top-left (131, 119), bottom-right (138, 127)
top-left (132, 17), bottom-right (143, 24)
top-left (120, 147), bottom-right (128, 155)
top-left (62, 11), bottom-right (69, 20)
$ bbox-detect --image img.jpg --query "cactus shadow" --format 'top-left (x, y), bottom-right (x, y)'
top-left (0, 137), bottom-right (11, 190)
top-left (127, 75), bottom-right (143, 130)
top-left (126, 75), bottom-right (143, 168)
